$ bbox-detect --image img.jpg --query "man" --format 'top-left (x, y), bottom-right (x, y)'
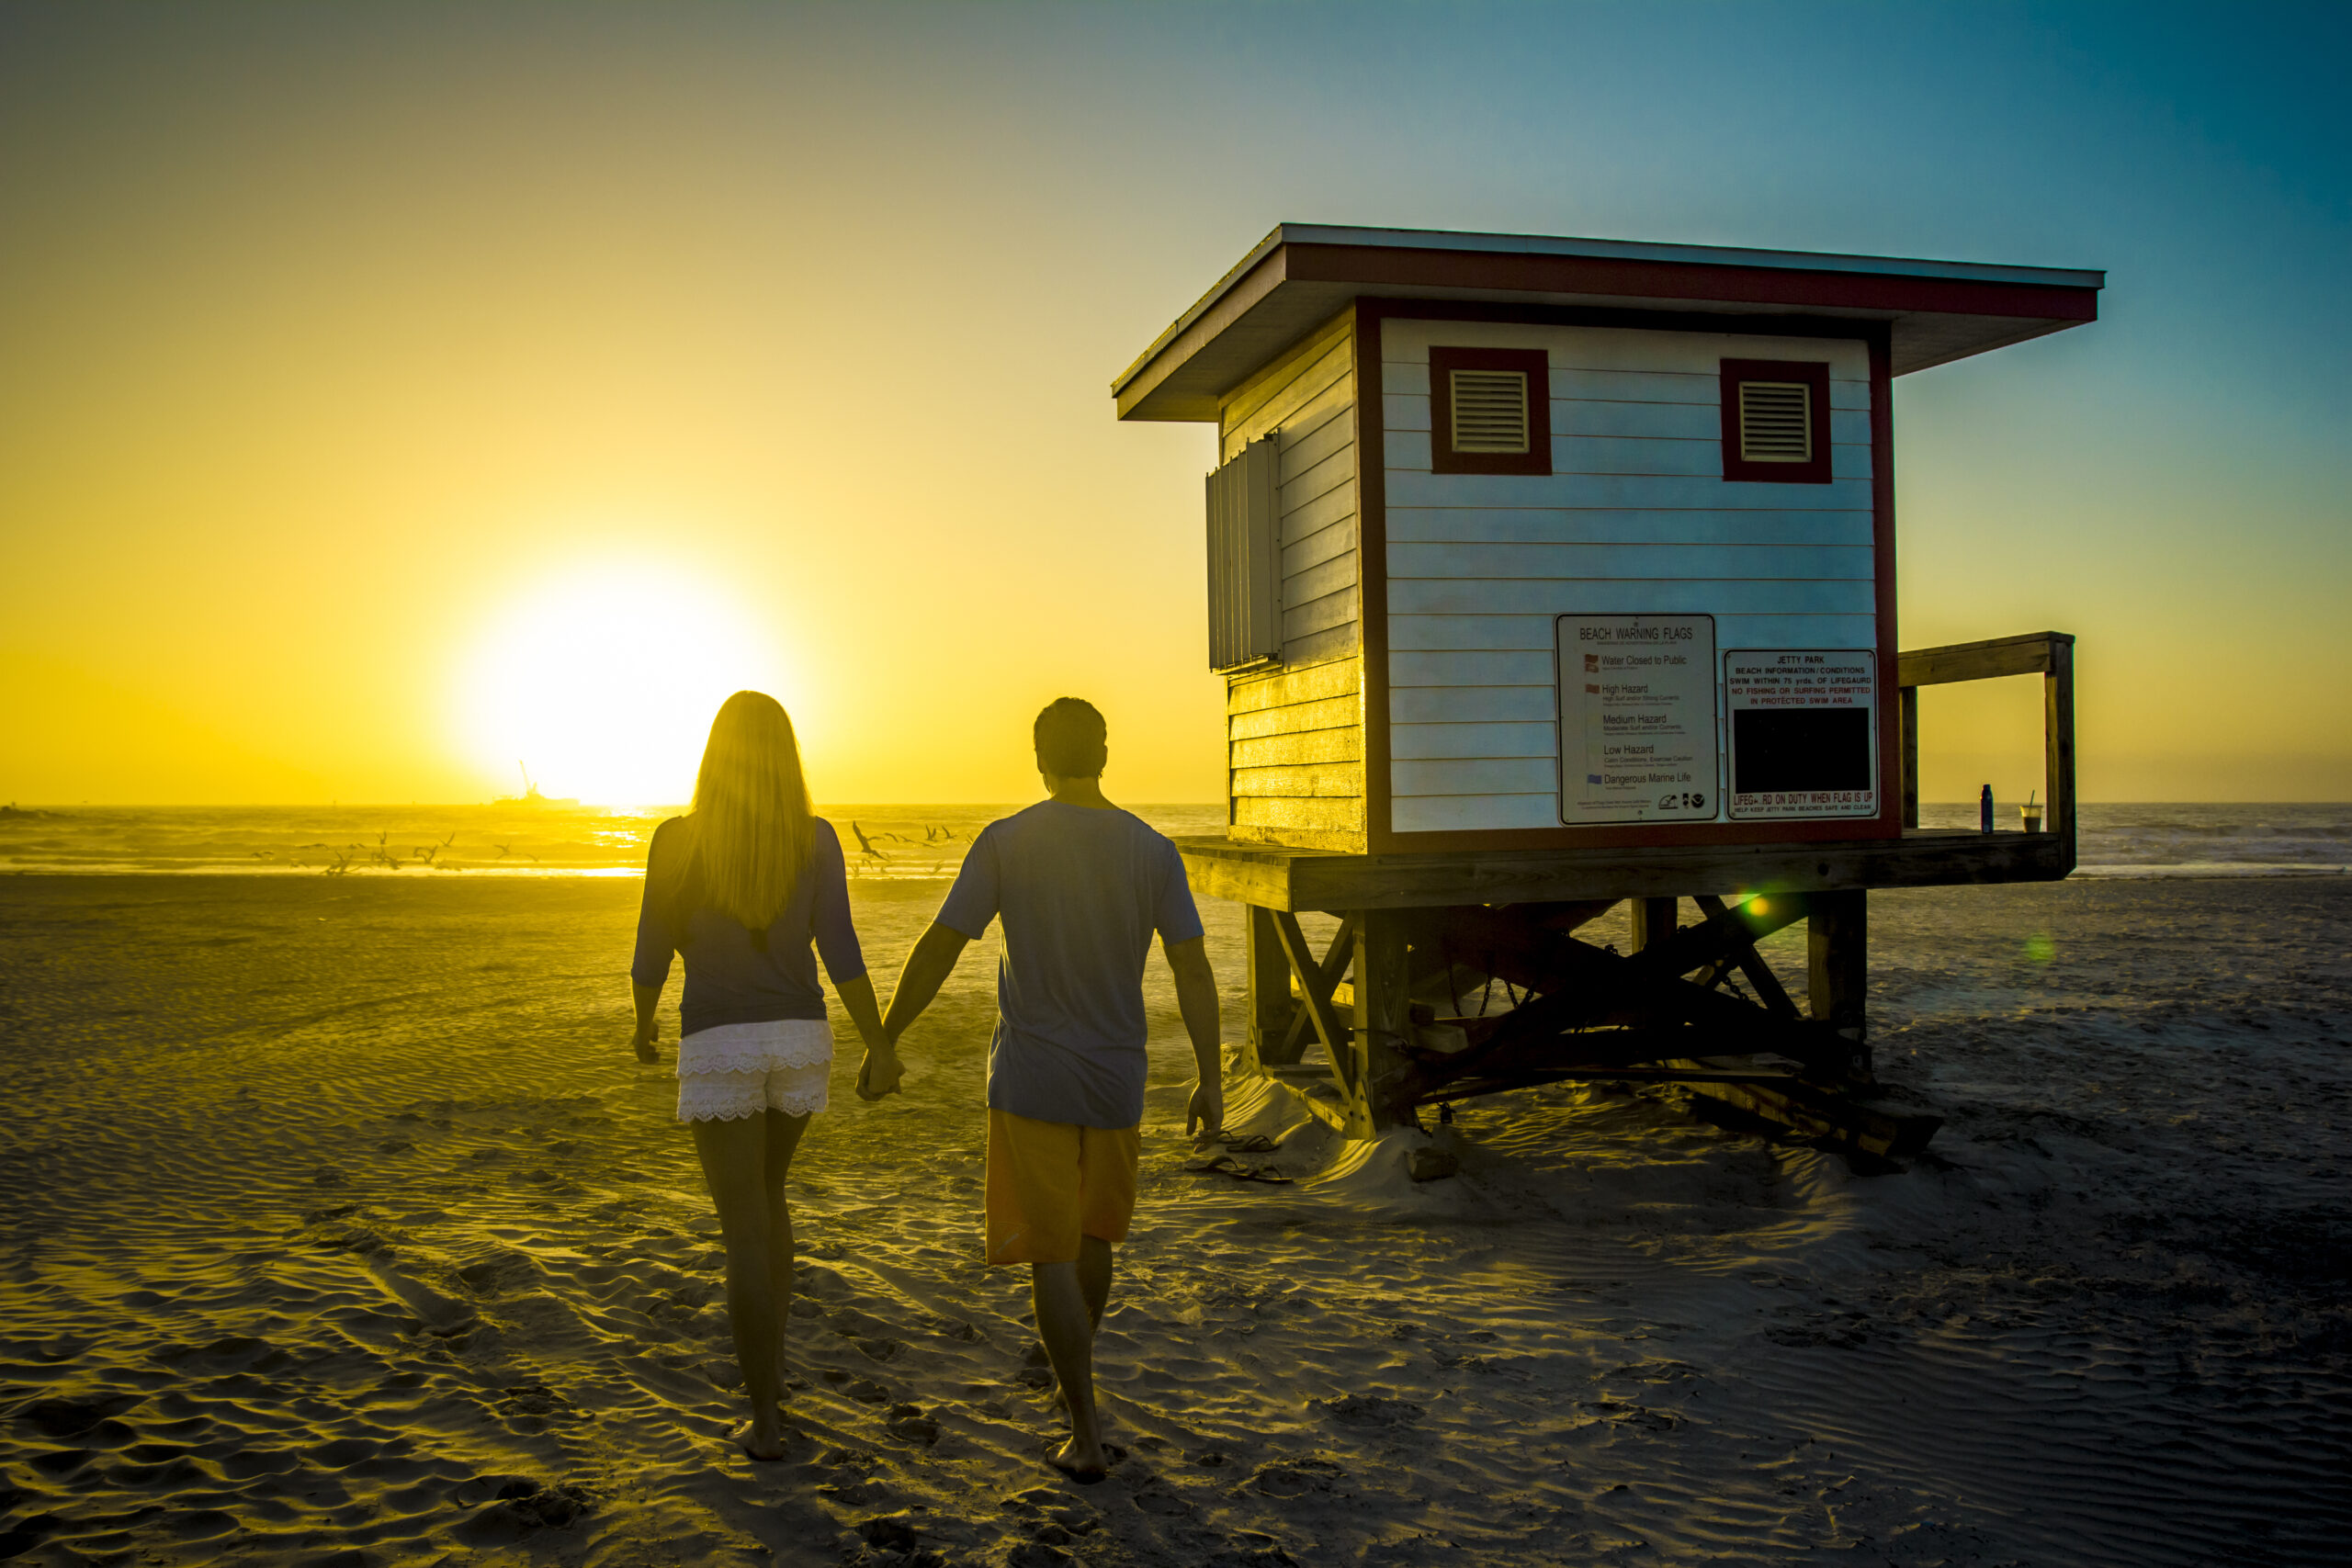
top-left (859, 697), bottom-right (1222, 1480)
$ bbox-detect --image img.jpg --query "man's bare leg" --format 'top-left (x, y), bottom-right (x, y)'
top-left (1032, 1258), bottom-right (1106, 1477)
top-left (1050, 1236), bottom-right (1115, 1421)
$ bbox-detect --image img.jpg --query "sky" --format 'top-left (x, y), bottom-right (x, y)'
top-left (2, 0), bottom-right (2346, 806)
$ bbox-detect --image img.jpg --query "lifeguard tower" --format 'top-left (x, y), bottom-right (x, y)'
top-left (1115, 225), bottom-right (2100, 1154)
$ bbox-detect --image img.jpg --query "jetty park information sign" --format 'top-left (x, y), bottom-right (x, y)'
top-left (1724, 649), bottom-right (1879, 819)
top-left (1555, 615), bottom-right (1719, 825)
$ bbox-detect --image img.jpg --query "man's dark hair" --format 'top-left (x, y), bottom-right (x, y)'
top-left (1034, 697), bottom-right (1108, 779)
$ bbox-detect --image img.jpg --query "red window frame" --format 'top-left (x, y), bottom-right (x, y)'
top-left (1720, 357), bottom-right (1833, 484)
top-left (1430, 346), bottom-right (1551, 476)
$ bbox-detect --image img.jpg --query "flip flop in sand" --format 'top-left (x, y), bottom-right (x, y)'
top-left (1182, 1153), bottom-right (1293, 1184)
top-left (1216, 1132), bottom-right (1282, 1153)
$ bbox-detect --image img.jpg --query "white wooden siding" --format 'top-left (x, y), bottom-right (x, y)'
top-left (1382, 319), bottom-right (1877, 836)
top-left (1389, 508), bottom-right (1871, 547)
top-left (1388, 471), bottom-right (1876, 511)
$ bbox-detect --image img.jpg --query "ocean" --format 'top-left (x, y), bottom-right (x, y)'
top-left (1, 800), bottom-right (2343, 878)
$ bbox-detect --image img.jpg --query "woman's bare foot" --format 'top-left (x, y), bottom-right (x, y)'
top-left (732, 1417), bottom-right (787, 1462)
top-left (1047, 1434), bottom-right (1108, 1482)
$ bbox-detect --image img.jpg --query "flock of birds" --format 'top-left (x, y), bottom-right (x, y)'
top-left (847, 820), bottom-right (972, 870)
top-left (276, 830), bottom-right (541, 875)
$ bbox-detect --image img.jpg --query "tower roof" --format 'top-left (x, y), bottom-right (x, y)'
top-left (1114, 224), bottom-right (2102, 422)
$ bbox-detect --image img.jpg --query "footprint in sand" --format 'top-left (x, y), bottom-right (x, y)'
top-left (362, 1258), bottom-right (477, 1335)
top-left (450, 1477), bottom-right (595, 1545)
top-left (884, 1407), bottom-right (940, 1447)
top-left (1314, 1393), bottom-right (1424, 1427)
top-left (1248, 1458), bottom-right (1346, 1499)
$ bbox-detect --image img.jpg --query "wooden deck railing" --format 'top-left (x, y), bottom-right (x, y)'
top-left (1895, 630), bottom-right (2076, 842)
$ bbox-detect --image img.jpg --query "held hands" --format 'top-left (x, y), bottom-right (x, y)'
top-left (630, 1025), bottom-right (660, 1065)
top-left (855, 1041), bottom-right (905, 1101)
top-left (1186, 1077), bottom-right (1225, 1145)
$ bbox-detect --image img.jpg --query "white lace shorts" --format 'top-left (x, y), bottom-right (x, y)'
top-left (675, 1019), bottom-right (832, 1123)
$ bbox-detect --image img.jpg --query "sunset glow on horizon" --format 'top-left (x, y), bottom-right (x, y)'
top-left (452, 560), bottom-right (786, 808)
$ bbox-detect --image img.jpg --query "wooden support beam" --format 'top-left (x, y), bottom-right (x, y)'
top-left (1270, 910), bottom-right (1352, 1089)
top-left (1806, 890), bottom-right (1870, 1078)
top-left (1420, 1066), bottom-right (1809, 1102)
top-left (1692, 894), bottom-right (1801, 1019)
top-left (1443, 922), bottom-right (1849, 1079)
top-left (1177, 829), bottom-right (2070, 914)
top-left (1277, 914), bottom-right (1356, 1059)
top-left (1628, 897), bottom-right (1678, 954)
top-left (1623, 893), bottom-right (1810, 985)
top-left (1679, 1070), bottom-right (1942, 1162)
top-left (1348, 908), bottom-right (1418, 1137)
top-left (1242, 906), bottom-right (1297, 1069)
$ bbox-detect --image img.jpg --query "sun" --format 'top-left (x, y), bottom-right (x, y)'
top-left (456, 562), bottom-right (779, 806)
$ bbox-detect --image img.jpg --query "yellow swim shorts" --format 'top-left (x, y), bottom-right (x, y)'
top-left (984, 1109), bottom-right (1141, 1266)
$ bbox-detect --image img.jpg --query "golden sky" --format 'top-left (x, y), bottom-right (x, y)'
top-left (4, 4), bottom-right (2346, 805)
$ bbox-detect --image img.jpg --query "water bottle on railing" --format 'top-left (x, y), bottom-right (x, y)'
top-left (1979, 784), bottom-right (1994, 833)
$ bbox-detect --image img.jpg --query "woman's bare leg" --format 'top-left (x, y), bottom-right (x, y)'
top-left (691, 1114), bottom-right (786, 1460)
top-left (762, 1109), bottom-right (809, 1398)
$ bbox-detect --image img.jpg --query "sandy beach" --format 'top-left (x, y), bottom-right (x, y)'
top-left (3, 863), bottom-right (2348, 1566)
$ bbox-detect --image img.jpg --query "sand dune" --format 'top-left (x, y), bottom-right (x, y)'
top-left (1, 873), bottom-right (2347, 1564)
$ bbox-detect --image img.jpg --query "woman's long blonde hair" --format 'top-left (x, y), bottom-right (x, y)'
top-left (684, 691), bottom-right (814, 930)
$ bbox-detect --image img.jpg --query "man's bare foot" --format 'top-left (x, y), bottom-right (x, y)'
top-left (732, 1417), bottom-right (787, 1462)
top-left (1047, 1434), bottom-right (1108, 1483)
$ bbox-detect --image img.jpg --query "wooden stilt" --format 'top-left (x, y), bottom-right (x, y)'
top-left (1627, 897), bottom-right (1678, 953)
top-left (1806, 890), bottom-right (1871, 1079)
top-left (1242, 905), bottom-right (1295, 1070)
top-left (1348, 908), bottom-right (1416, 1138)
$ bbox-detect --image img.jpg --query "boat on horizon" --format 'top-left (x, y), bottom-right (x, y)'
top-left (493, 763), bottom-right (579, 809)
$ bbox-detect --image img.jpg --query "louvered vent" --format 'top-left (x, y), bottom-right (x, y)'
top-left (1737, 380), bottom-right (1812, 463)
top-left (1450, 368), bottom-right (1530, 454)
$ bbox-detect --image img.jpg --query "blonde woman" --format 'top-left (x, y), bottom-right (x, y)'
top-left (628, 691), bottom-right (893, 1461)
